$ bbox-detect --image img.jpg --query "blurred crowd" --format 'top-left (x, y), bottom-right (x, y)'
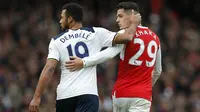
top-left (0, 0), bottom-right (199, 112)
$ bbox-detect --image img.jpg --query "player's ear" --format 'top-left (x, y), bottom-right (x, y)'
top-left (67, 16), bottom-right (73, 23)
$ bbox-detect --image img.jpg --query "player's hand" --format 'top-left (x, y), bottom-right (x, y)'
top-left (65, 56), bottom-right (84, 72)
top-left (130, 10), bottom-right (141, 25)
top-left (29, 97), bottom-right (41, 112)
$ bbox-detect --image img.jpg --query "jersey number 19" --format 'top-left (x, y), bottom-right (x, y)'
top-left (67, 42), bottom-right (89, 58)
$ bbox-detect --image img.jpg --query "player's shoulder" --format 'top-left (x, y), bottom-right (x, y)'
top-left (137, 26), bottom-right (149, 30)
top-left (137, 26), bottom-right (160, 39)
top-left (53, 30), bottom-right (69, 40)
top-left (80, 26), bottom-right (95, 33)
top-left (92, 26), bottom-right (109, 32)
top-left (53, 27), bottom-right (96, 40)
top-left (136, 26), bottom-right (156, 35)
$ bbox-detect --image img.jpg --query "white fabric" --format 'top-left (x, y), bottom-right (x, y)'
top-left (112, 94), bottom-right (151, 112)
top-left (83, 44), bottom-right (124, 67)
top-left (83, 30), bottom-right (125, 67)
top-left (152, 46), bottom-right (162, 86)
top-left (47, 39), bottom-right (60, 61)
top-left (95, 27), bottom-right (117, 47)
top-left (47, 27), bottom-right (116, 100)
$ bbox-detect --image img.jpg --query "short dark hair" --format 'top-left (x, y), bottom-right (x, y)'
top-left (62, 3), bottom-right (83, 22)
top-left (116, 2), bottom-right (139, 12)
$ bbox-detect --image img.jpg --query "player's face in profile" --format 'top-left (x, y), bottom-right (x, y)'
top-left (60, 10), bottom-right (68, 31)
top-left (116, 9), bottom-right (132, 29)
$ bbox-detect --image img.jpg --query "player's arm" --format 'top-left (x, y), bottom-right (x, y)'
top-left (29, 39), bottom-right (59, 112)
top-left (113, 23), bottom-right (137, 44)
top-left (65, 45), bottom-right (123, 71)
top-left (29, 59), bottom-right (58, 111)
top-left (152, 46), bottom-right (162, 86)
top-left (33, 59), bottom-right (58, 98)
top-left (99, 11), bottom-right (141, 47)
top-left (83, 45), bottom-right (123, 67)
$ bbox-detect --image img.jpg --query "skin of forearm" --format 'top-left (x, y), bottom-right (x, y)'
top-left (33, 65), bottom-right (55, 98)
top-left (114, 24), bottom-right (137, 44)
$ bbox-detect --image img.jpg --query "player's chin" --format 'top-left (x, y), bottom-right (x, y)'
top-left (61, 26), bottom-right (66, 31)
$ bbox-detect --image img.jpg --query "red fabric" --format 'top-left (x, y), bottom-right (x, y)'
top-left (112, 27), bottom-right (160, 101)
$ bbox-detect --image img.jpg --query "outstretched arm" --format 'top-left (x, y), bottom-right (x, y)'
top-left (65, 45), bottom-right (124, 71)
top-left (83, 45), bottom-right (123, 67)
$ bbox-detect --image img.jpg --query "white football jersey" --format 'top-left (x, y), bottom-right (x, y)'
top-left (47, 27), bottom-right (117, 100)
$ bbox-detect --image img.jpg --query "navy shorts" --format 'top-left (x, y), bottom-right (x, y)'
top-left (56, 94), bottom-right (99, 112)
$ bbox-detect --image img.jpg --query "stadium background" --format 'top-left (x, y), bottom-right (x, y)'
top-left (0, 0), bottom-right (199, 112)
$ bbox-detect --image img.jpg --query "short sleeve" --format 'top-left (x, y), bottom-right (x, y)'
top-left (118, 29), bottom-right (125, 34)
top-left (96, 27), bottom-right (117, 47)
top-left (47, 39), bottom-right (60, 61)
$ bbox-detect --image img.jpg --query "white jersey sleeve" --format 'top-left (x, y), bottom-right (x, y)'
top-left (118, 29), bottom-right (125, 33)
top-left (152, 46), bottom-right (162, 86)
top-left (47, 38), bottom-right (60, 61)
top-left (95, 27), bottom-right (117, 47)
top-left (82, 45), bottom-right (124, 67)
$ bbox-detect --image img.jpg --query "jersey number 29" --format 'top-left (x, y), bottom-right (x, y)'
top-left (67, 42), bottom-right (89, 58)
top-left (129, 38), bottom-right (158, 67)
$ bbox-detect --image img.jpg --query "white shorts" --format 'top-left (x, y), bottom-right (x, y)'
top-left (112, 95), bottom-right (151, 112)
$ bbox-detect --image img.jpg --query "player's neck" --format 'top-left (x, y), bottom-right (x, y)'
top-left (124, 24), bottom-right (142, 30)
top-left (70, 22), bottom-right (83, 30)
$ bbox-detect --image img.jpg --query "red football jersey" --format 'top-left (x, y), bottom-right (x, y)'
top-left (112, 26), bottom-right (160, 101)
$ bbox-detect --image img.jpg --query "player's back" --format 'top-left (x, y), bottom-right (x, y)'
top-left (113, 26), bottom-right (160, 101)
top-left (49, 27), bottom-right (116, 100)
